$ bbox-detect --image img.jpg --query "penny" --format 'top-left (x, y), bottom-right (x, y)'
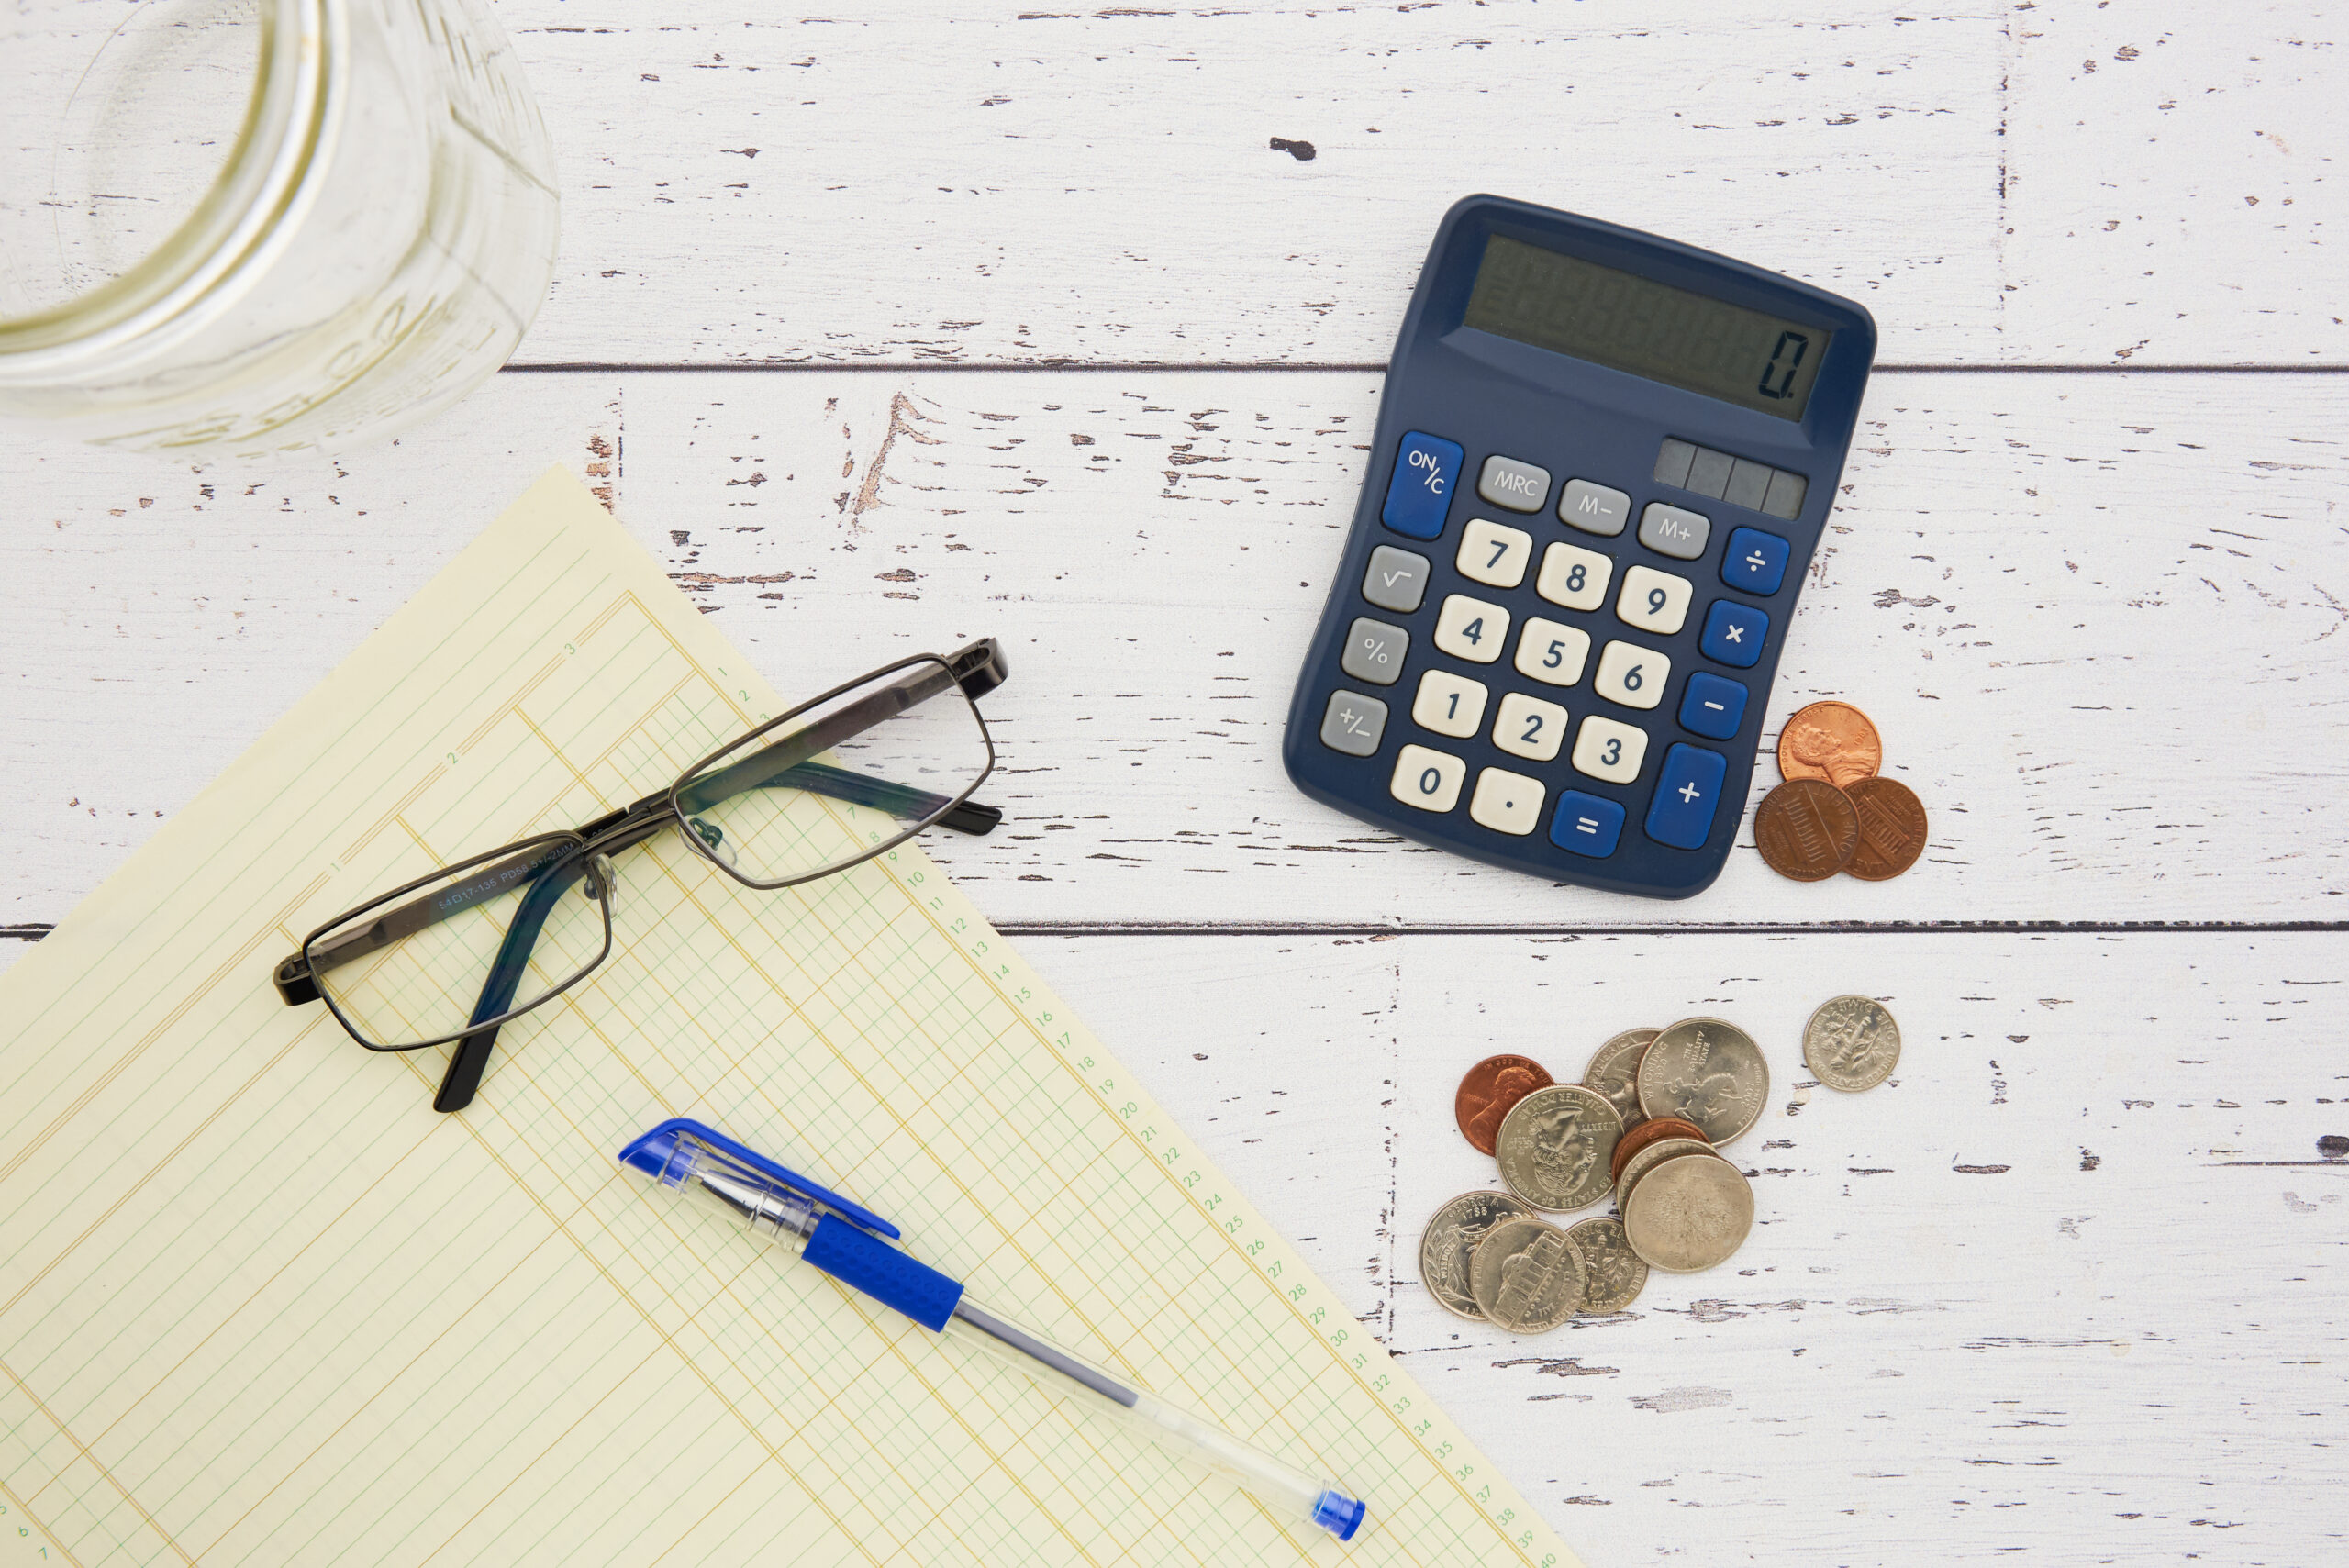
top-left (1843, 776), bottom-right (1928, 881)
top-left (1636, 1017), bottom-right (1770, 1146)
top-left (1753, 778), bottom-right (1860, 882)
top-left (1614, 1137), bottom-right (1717, 1212)
top-left (1621, 1152), bottom-right (1754, 1273)
top-left (1776, 700), bottom-right (1883, 790)
top-left (1566, 1216), bottom-right (1649, 1313)
top-left (1608, 1116), bottom-right (1707, 1184)
top-left (1468, 1215), bottom-right (1586, 1333)
top-left (1581, 1029), bottom-right (1659, 1129)
top-left (1803, 995), bottom-right (1903, 1092)
top-left (1454, 1054), bottom-right (1555, 1156)
top-left (1495, 1084), bottom-right (1623, 1212)
top-left (1419, 1190), bottom-right (1538, 1321)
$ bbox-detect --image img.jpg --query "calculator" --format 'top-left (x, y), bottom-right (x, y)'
top-left (1282, 195), bottom-right (1876, 899)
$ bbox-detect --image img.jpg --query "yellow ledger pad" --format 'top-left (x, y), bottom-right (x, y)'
top-left (0, 470), bottom-right (1580, 1568)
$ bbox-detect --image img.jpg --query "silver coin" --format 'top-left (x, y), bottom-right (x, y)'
top-left (1581, 1028), bottom-right (1659, 1129)
top-left (1614, 1136), bottom-right (1717, 1213)
top-left (1496, 1084), bottom-right (1624, 1212)
top-left (1635, 1016), bottom-right (1770, 1146)
top-left (1565, 1215), bottom-right (1649, 1312)
top-left (1621, 1151), bottom-right (1755, 1273)
top-left (1418, 1189), bottom-right (1537, 1322)
top-left (1468, 1215), bottom-right (1586, 1333)
top-left (1804, 995), bottom-right (1902, 1092)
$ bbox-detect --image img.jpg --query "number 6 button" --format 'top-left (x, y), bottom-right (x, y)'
top-left (1593, 639), bottom-right (1669, 709)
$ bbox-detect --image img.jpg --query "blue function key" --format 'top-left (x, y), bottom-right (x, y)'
top-left (1549, 790), bottom-right (1626, 858)
top-left (1720, 527), bottom-right (1790, 596)
top-left (1381, 431), bottom-right (1464, 540)
top-left (1644, 743), bottom-right (1728, 851)
top-left (1699, 600), bottom-right (1769, 669)
top-left (1677, 672), bottom-right (1749, 740)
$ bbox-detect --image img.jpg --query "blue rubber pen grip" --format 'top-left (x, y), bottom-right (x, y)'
top-left (803, 1213), bottom-right (967, 1331)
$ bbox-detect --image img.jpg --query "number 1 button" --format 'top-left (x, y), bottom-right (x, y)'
top-left (1593, 640), bottom-right (1669, 709)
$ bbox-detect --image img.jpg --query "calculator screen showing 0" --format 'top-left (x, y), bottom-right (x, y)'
top-left (1463, 235), bottom-right (1831, 421)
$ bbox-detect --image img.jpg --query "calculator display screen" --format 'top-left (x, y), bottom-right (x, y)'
top-left (1462, 235), bottom-right (1830, 421)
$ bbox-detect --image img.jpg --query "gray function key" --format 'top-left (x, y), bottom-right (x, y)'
top-left (1639, 502), bottom-right (1710, 561)
top-left (1341, 617), bottom-right (1410, 685)
top-left (1476, 454), bottom-right (1552, 513)
top-left (1319, 690), bottom-right (1388, 756)
top-left (1362, 545), bottom-right (1431, 614)
top-left (1558, 478), bottom-right (1631, 537)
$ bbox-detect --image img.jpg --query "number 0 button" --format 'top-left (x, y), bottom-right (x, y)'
top-left (1593, 639), bottom-right (1670, 710)
top-left (1390, 744), bottom-right (1467, 813)
top-left (1433, 594), bottom-right (1509, 664)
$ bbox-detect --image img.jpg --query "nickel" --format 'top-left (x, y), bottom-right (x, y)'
top-left (1455, 1054), bottom-right (1554, 1155)
top-left (1804, 995), bottom-right (1902, 1091)
top-left (1496, 1084), bottom-right (1624, 1212)
top-left (1469, 1215), bottom-right (1586, 1333)
top-left (1776, 701), bottom-right (1882, 790)
top-left (1581, 1029), bottom-right (1659, 1129)
top-left (1843, 776), bottom-right (1928, 881)
top-left (1754, 778), bottom-right (1859, 882)
top-left (1566, 1216), bottom-right (1649, 1312)
top-left (1637, 1018), bottom-right (1769, 1146)
top-left (1621, 1152), bottom-right (1754, 1273)
top-left (1419, 1190), bottom-right (1538, 1321)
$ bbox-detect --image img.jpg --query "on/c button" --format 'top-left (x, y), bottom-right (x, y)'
top-left (1381, 430), bottom-right (1464, 540)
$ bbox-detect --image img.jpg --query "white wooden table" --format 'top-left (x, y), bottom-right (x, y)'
top-left (5, 4), bottom-right (2344, 1562)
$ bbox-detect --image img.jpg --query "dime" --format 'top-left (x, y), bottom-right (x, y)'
top-left (1614, 1137), bottom-right (1717, 1212)
top-left (1843, 776), bottom-right (1928, 881)
top-left (1468, 1216), bottom-right (1586, 1333)
top-left (1776, 701), bottom-right (1883, 790)
top-left (1455, 1054), bottom-right (1555, 1156)
top-left (1609, 1116), bottom-right (1707, 1184)
top-left (1621, 1152), bottom-right (1754, 1273)
top-left (1418, 1190), bottom-right (1538, 1321)
top-left (1753, 778), bottom-right (1860, 882)
top-left (1495, 1084), bottom-right (1624, 1212)
top-left (1803, 995), bottom-right (1902, 1091)
top-left (1566, 1216), bottom-right (1649, 1313)
top-left (1636, 1017), bottom-right (1769, 1146)
top-left (1581, 1029), bottom-right (1659, 1129)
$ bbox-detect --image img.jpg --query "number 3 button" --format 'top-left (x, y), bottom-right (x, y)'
top-left (1593, 639), bottom-right (1670, 710)
top-left (1573, 716), bottom-right (1649, 784)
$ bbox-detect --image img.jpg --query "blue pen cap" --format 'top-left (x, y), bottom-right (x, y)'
top-left (618, 1118), bottom-right (901, 1240)
top-left (1311, 1488), bottom-right (1367, 1541)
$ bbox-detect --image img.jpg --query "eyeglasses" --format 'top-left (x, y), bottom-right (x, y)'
top-left (273, 639), bottom-right (1008, 1113)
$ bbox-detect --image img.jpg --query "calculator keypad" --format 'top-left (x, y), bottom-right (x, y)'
top-left (1616, 565), bottom-right (1693, 636)
top-left (1513, 618), bottom-right (1590, 686)
top-left (1593, 640), bottom-right (1669, 709)
top-left (1455, 519), bottom-right (1533, 589)
top-left (1411, 668), bottom-right (1488, 739)
top-left (1433, 595), bottom-right (1509, 663)
top-left (1392, 744), bottom-right (1467, 813)
top-left (1535, 541), bottom-right (1611, 611)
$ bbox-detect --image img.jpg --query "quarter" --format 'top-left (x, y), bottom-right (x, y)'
top-left (1581, 1029), bottom-right (1659, 1129)
top-left (1753, 778), bottom-right (1859, 882)
top-left (1621, 1152), bottom-right (1755, 1273)
top-left (1613, 1137), bottom-right (1716, 1212)
top-left (1496, 1084), bottom-right (1624, 1212)
top-left (1776, 700), bottom-right (1883, 790)
top-left (1636, 1017), bottom-right (1770, 1145)
top-left (1843, 776), bottom-right (1928, 881)
top-left (1565, 1215), bottom-right (1649, 1313)
top-left (1468, 1215), bottom-right (1586, 1333)
top-left (1803, 995), bottom-right (1902, 1091)
top-left (1418, 1190), bottom-right (1538, 1321)
top-left (1454, 1053), bottom-right (1555, 1155)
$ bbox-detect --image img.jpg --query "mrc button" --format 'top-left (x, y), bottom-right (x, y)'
top-left (1476, 454), bottom-right (1552, 513)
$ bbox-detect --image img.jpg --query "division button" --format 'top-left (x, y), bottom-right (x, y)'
top-left (1476, 454), bottom-right (1553, 514)
top-left (1638, 502), bottom-right (1711, 562)
top-left (1676, 672), bottom-right (1750, 741)
top-left (1644, 743), bottom-right (1730, 851)
top-left (1719, 528), bottom-right (1789, 597)
top-left (1549, 790), bottom-right (1627, 858)
top-left (1391, 743), bottom-right (1467, 813)
top-left (1362, 544), bottom-right (1431, 613)
top-left (1699, 600), bottom-right (1770, 669)
top-left (1381, 430), bottom-right (1464, 540)
top-left (1469, 767), bottom-right (1546, 836)
top-left (1340, 617), bottom-right (1409, 685)
top-left (1319, 690), bottom-right (1388, 756)
top-left (1558, 479), bottom-right (1631, 537)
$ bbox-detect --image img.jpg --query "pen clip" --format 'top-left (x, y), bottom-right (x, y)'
top-left (617, 1117), bottom-right (902, 1240)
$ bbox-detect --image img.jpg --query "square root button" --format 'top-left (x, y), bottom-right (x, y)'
top-left (1549, 791), bottom-right (1626, 858)
top-left (1644, 743), bottom-right (1728, 851)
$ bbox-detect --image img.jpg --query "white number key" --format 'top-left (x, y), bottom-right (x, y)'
top-left (1512, 617), bottom-right (1589, 687)
top-left (1535, 541), bottom-right (1611, 612)
top-left (1455, 519), bottom-right (1534, 589)
top-left (1573, 715), bottom-right (1649, 784)
top-left (1492, 692), bottom-right (1568, 762)
top-left (1469, 767), bottom-right (1545, 837)
top-left (1593, 639), bottom-right (1669, 710)
top-left (1616, 565), bottom-right (1694, 636)
top-left (1432, 594), bottom-right (1510, 664)
top-left (1410, 668), bottom-right (1489, 739)
top-left (1390, 743), bottom-right (1468, 813)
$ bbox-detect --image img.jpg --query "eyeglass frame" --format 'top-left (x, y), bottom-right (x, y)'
top-left (271, 638), bottom-right (1008, 1113)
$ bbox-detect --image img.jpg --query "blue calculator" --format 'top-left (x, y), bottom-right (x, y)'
top-left (1283, 195), bottom-right (1876, 899)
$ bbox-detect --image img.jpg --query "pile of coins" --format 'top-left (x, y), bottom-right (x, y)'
top-left (1754, 701), bottom-right (1928, 882)
top-left (1425, 998), bottom-right (1902, 1334)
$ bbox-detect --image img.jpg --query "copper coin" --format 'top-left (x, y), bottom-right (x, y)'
top-left (1609, 1116), bottom-right (1707, 1184)
top-left (1844, 776), bottom-right (1928, 881)
top-left (1455, 1054), bottom-right (1554, 1155)
top-left (1753, 778), bottom-right (1860, 882)
top-left (1776, 701), bottom-right (1883, 789)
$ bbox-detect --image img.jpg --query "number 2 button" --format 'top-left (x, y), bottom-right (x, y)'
top-left (1593, 639), bottom-right (1669, 710)
top-left (1433, 595), bottom-right (1509, 664)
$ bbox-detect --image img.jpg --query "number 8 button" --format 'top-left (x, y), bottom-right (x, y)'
top-left (1593, 640), bottom-right (1669, 710)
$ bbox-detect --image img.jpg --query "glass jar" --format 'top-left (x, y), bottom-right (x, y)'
top-left (0, 0), bottom-right (559, 455)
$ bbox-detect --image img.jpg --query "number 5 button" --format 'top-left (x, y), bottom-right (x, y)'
top-left (1593, 639), bottom-right (1670, 710)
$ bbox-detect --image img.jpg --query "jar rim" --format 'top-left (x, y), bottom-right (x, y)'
top-left (0, 0), bottom-right (337, 374)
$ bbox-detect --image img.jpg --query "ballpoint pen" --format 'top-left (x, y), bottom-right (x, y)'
top-left (617, 1118), bottom-right (1369, 1543)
